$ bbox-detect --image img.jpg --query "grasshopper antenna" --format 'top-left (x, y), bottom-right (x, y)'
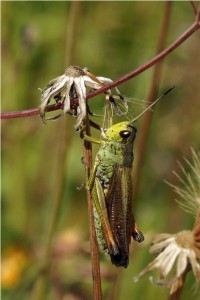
top-left (130, 86), bottom-right (175, 123)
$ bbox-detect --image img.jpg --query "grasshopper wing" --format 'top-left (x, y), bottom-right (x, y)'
top-left (88, 165), bottom-right (119, 256)
top-left (106, 165), bottom-right (133, 268)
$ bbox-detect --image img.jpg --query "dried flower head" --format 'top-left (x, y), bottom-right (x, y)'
top-left (134, 149), bottom-right (200, 295)
top-left (167, 149), bottom-right (200, 216)
top-left (134, 230), bottom-right (200, 293)
top-left (39, 66), bottom-right (126, 131)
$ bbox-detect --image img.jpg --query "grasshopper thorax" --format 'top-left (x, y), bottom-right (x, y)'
top-left (105, 121), bottom-right (137, 144)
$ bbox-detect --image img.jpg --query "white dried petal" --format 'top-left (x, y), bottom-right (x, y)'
top-left (83, 75), bottom-right (103, 90)
top-left (176, 250), bottom-right (188, 278)
top-left (62, 77), bottom-right (74, 114)
top-left (152, 233), bottom-right (174, 243)
top-left (188, 250), bottom-right (200, 279)
top-left (96, 76), bottom-right (113, 85)
top-left (43, 75), bottom-right (69, 99)
top-left (133, 260), bottom-right (158, 282)
top-left (150, 237), bottom-right (175, 254)
top-left (97, 76), bottom-right (123, 98)
top-left (40, 75), bottom-right (69, 117)
top-left (159, 246), bottom-right (180, 277)
top-left (73, 77), bottom-right (86, 130)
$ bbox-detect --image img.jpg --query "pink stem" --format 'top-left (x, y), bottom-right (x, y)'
top-left (1, 19), bottom-right (200, 120)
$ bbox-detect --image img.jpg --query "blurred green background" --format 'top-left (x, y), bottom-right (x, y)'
top-left (1, 1), bottom-right (200, 300)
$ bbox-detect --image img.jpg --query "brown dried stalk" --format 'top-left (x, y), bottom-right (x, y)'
top-left (168, 267), bottom-right (190, 300)
top-left (30, 2), bottom-right (82, 300)
top-left (82, 114), bottom-right (102, 300)
top-left (132, 1), bottom-right (172, 199)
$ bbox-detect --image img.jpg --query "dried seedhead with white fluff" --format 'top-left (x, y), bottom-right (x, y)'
top-left (39, 66), bottom-right (126, 131)
top-left (134, 149), bottom-right (200, 296)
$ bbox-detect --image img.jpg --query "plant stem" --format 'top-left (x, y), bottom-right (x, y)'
top-left (189, 1), bottom-right (198, 16)
top-left (66, 0), bottom-right (80, 65)
top-left (30, 2), bottom-right (80, 299)
top-left (1, 11), bottom-right (200, 120)
top-left (83, 115), bottom-right (102, 300)
top-left (193, 212), bottom-right (200, 238)
top-left (133, 1), bottom-right (172, 200)
top-left (168, 268), bottom-right (189, 300)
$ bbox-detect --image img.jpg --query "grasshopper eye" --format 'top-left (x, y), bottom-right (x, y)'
top-left (120, 130), bottom-right (132, 139)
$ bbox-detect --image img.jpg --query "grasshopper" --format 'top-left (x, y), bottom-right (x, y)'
top-left (84, 87), bottom-right (174, 268)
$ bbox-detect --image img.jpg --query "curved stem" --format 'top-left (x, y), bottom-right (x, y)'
top-left (1, 16), bottom-right (200, 120)
top-left (132, 1), bottom-right (172, 201)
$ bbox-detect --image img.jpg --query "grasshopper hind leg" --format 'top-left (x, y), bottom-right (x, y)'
top-left (131, 215), bottom-right (144, 243)
top-left (132, 226), bottom-right (144, 243)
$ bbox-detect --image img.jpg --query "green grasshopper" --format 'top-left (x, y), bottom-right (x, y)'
top-left (84, 87), bottom-right (174, 268)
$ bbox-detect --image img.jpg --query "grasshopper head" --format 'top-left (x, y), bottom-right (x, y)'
top-left (105, 121), bottom-right (137, 143)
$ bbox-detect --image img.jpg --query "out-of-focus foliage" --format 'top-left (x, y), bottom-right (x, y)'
top-left (1, 1), bottom-right (200, 300)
